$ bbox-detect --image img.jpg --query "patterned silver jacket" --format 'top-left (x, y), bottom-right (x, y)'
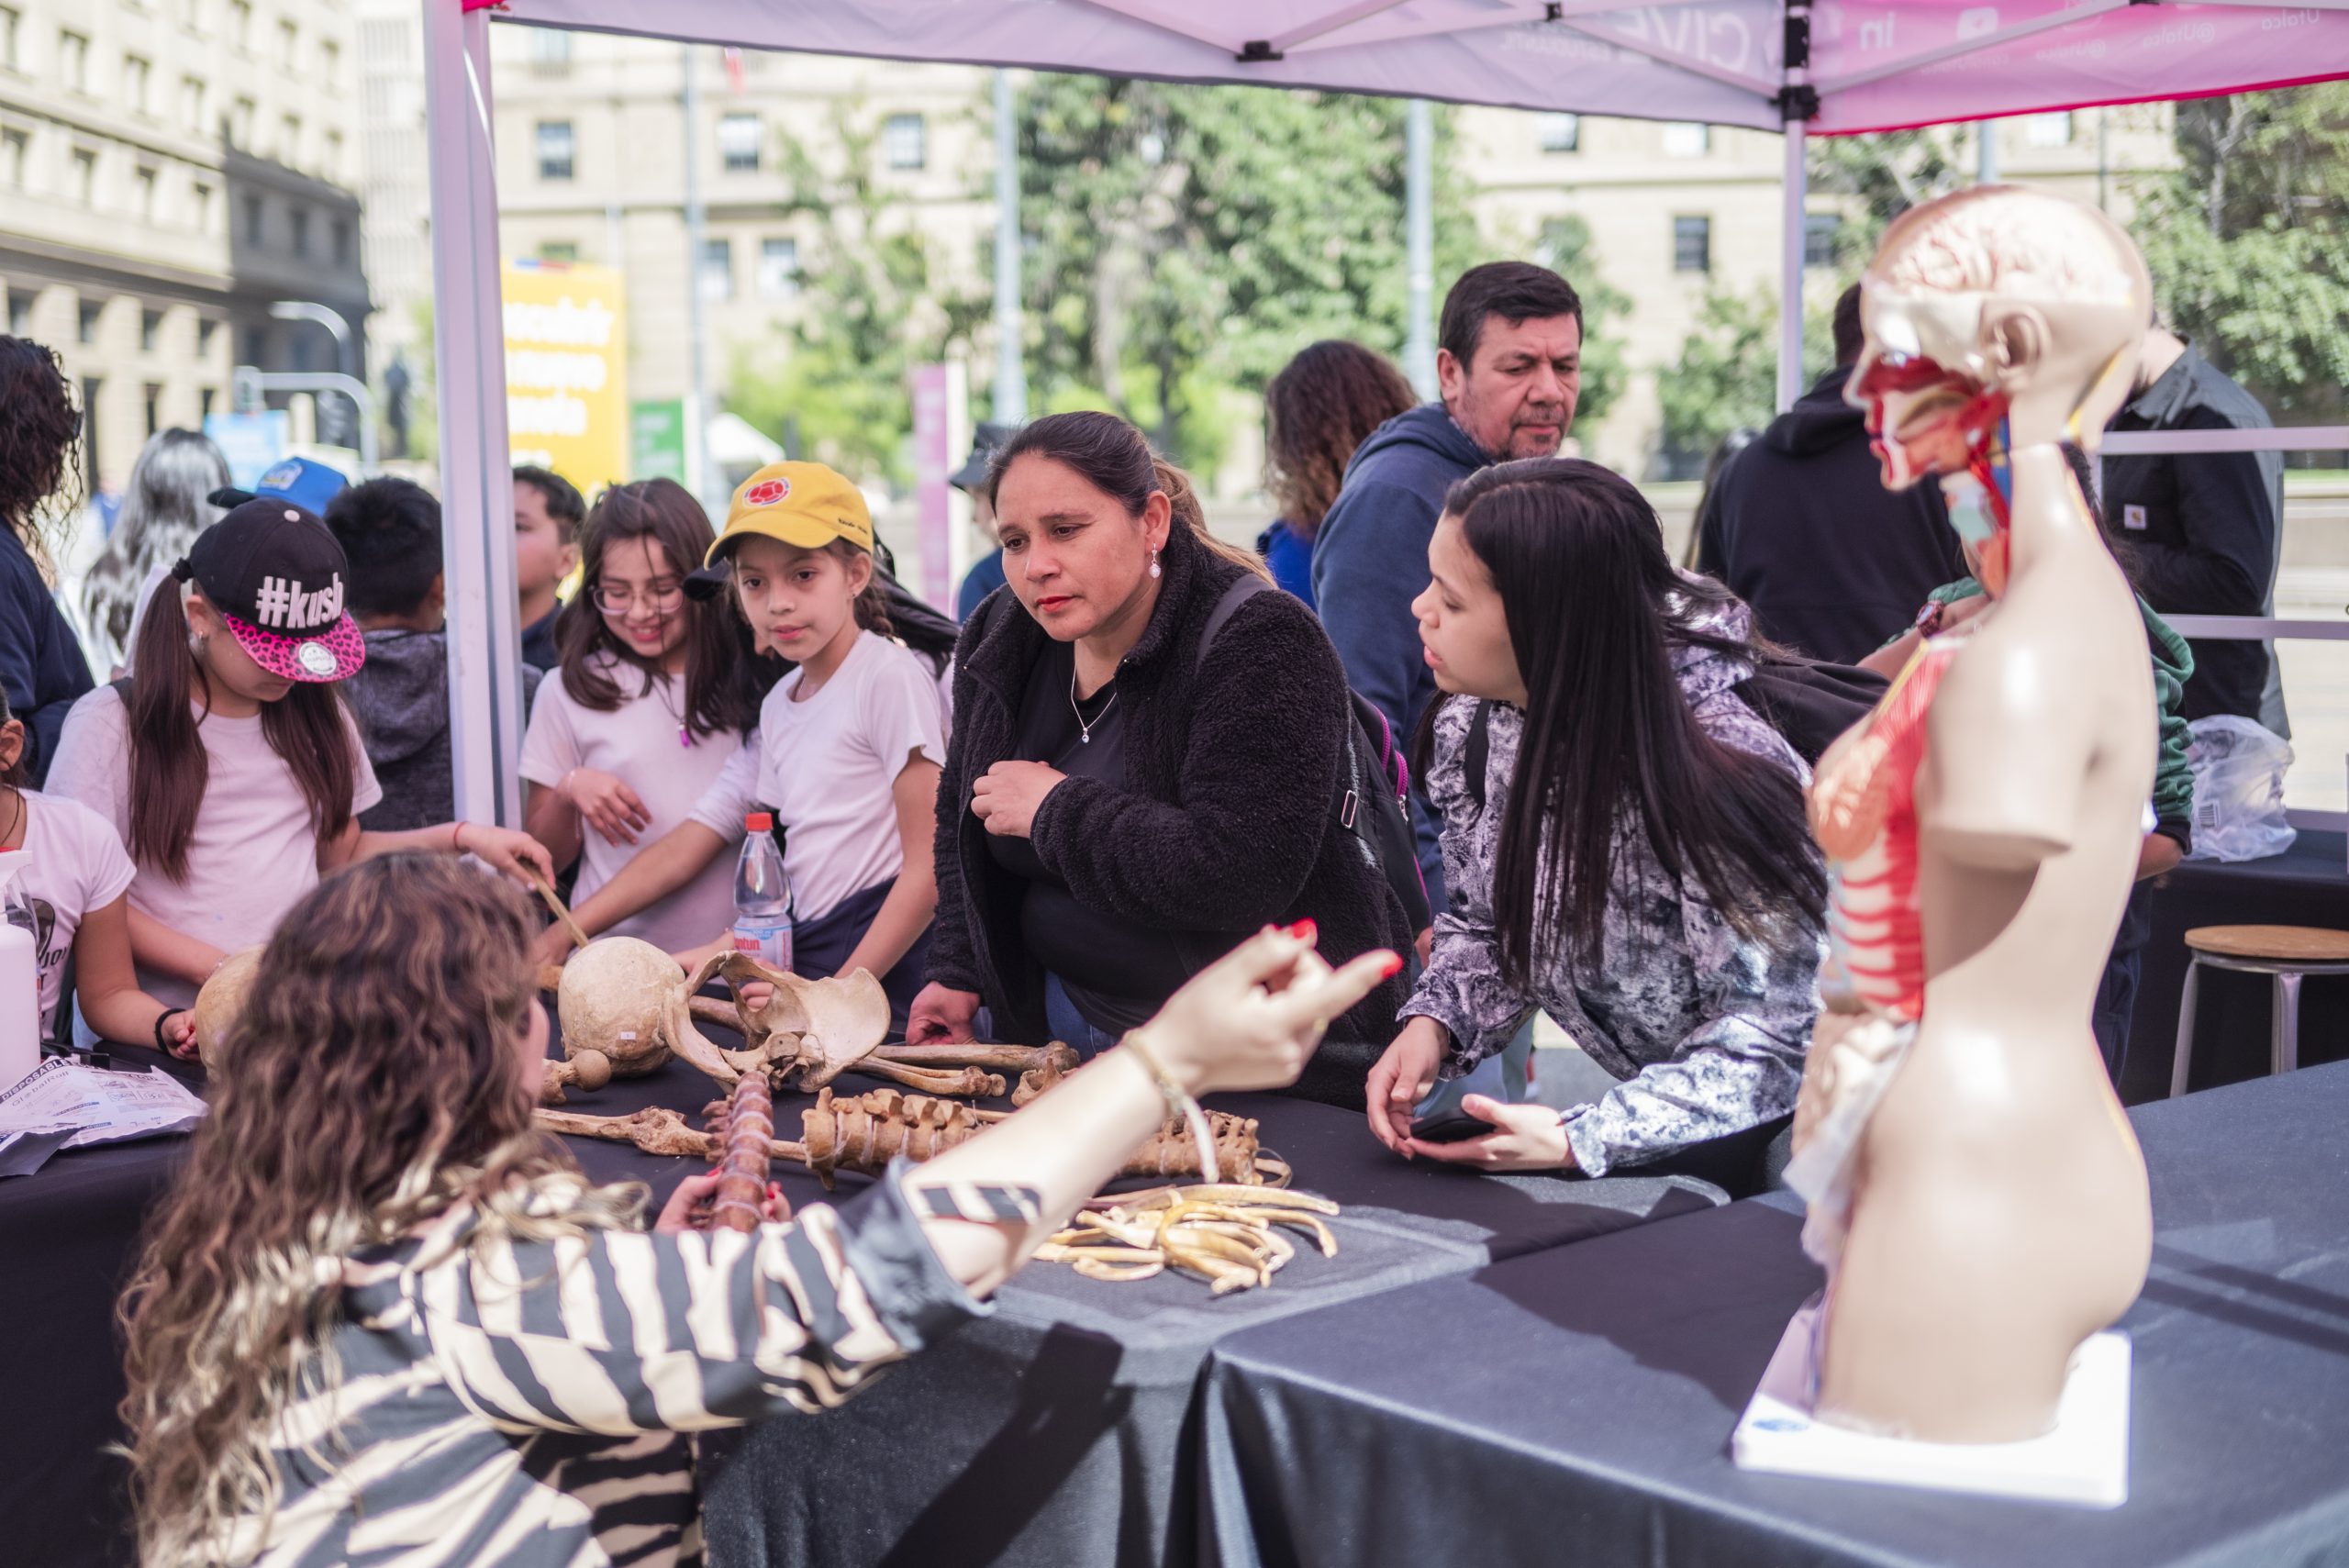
top-left (1401, 596), bottom-right (1826, 1176)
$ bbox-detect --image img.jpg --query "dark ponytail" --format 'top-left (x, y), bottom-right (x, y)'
top-left (985, 411), bottom-right (1269, 582)
top-left (126, 574), bottom-right (354, 882)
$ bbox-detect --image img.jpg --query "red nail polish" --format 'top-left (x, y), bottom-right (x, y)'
top-left (1292, 918), bottom-right (1317, 942)
top-left (1378, 953), bottom-right (1405, 979)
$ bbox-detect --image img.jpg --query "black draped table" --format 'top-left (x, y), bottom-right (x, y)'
top-left (0, 1018), bottom-right (1724, 1568)
top-left (1201, 1061), bottom-right (2349, 1568)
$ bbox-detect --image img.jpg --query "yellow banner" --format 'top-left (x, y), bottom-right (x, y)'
top-left (502, 260), bottom-right (629, 495)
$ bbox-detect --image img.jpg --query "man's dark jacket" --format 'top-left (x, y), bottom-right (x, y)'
top-left (1309, 403), bottom-right (1491, 908)
top-left (1697, 366), bottom-right (1968, 665)
top-left (2103, 340), bottom-right (2288, 735)
top-left (932, 523), bottom-right (1413, 1106)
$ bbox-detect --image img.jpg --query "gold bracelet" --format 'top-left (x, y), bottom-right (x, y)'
top-left (1119, 1029), bottom-right (1219, 1184)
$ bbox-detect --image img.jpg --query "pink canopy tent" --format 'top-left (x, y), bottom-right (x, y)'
top-left (425, 0), bottom-right (2349, 822)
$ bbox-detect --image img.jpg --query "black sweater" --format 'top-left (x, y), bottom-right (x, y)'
top-left (930, 525), bottom-right (1413, 1105)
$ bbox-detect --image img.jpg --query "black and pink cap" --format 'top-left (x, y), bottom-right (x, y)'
top-left (173, 500), bottom-right (367, 684)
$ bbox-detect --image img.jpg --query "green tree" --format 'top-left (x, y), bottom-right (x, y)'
top-left (1010, 76), bottom-right (1482, 472)
top-left (2132, 86), bottom-right (2349, 437)
top-left (1656, 285), bottom-right (1837, 477)
top-left (726, 101), bottom-right (987, 486)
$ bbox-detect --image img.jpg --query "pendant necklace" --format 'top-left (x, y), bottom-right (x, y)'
top-left (1068, 663), bottom-right (1117, 744)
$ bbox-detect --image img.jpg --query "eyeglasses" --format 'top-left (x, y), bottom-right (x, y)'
top-left (592, 582), bottom-right (685, 615)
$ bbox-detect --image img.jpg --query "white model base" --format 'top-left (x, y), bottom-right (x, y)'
top-left (1731, 1302), bottom-right (2132, 1508)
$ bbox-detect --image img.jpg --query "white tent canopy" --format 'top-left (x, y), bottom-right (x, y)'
top-left (426, 0), bottom-right (2349, 824)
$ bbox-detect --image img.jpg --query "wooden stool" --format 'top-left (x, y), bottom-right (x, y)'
top-left (2170, 926), bottom-right (2349, 1097)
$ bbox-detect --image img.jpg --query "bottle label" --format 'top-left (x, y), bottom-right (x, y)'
top-left (732, 921), bottom-right (794, 973)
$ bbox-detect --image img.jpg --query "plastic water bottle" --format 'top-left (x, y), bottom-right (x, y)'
top-left (731, 813), bottom-right (794, 972)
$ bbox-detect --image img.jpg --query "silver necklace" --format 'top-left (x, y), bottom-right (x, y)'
top-left (1068, 663), bottom-right (1117, 744)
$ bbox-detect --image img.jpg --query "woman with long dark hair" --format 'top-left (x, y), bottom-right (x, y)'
top-left (1365, 458), bottom-right (1827, 1177)
top-left (908, 410), bottom-right (1415, 1103)
top-left (520, 478), bottom-right (762, 953)
top-left (42, 501), bottom-right (551, 1037)
top-left (0, 335), bottom-right (95, 785)
top-left (1258, 340), bottom-right (1418, 608)
top-left (119, 853), bottom-right (1394, 1566)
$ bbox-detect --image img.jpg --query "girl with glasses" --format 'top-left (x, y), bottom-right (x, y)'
top-left (519, 479), bottom-right (763, 955)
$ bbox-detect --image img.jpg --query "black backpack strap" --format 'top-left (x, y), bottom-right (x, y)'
top-left (1464, 700), bottom-right (1493, 812)
top-left (1194, 573), bottom-right (1272, 673)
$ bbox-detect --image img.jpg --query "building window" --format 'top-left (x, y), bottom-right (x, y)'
top-left (123, 54), bottom-right (150, 114)
top-left (1, 128), bottom-right (25, 190)
top-left (698, 238), bottom-right (733, 300)
top-left (538, 239), bottom-right (579, 261)
top-left (1536, 112), bottom-right (1580, 154)
top-left (331, 218), bottom-right (350, 265)
top-left (718, 113), bottom-right (762, 173)
top-left (758, 237), bottom-right (800, 299)
top-left (1662, 121), bottom-right (1710, 158)
top-left (277, 17), bottom-right (296, 69)
top-left (229, 0), bottom-right (250, 50)
top-left (70, 146), bottom-right (95, 205)
top-left (289, 207), bottom-right (309, 257)
top-left (536, 120), bottom-right (573, 181)
top-left (2024, 111), bottom-right (2073, 148)
top-left (8, 291), bottom-right (32, 338)
top-left (191, 180), bottom-right (212, 232)
top-left (59, 29), bottom-right (87, 91)
top-left (1673, 214), bottom-right (1711, 273)
top-left (144, 383), bottom-right (162, 437)
top-left (243, 193), bottom-right (264, 243)
top-left (281, 113), bottom-right (300, 161)
top-left (0, 7), bottom-right (17, 71)
top-left (181, 74), bottom-right (205, 131)
top-left (200, 385), bottom-right (215, 417)
top-left (197, 317), bottom-right (217, 357)
top-left (140, 306), bottom-right (161, 351)
top-left (229, 95), bottom-right (254, 146)
top-left (243, 325), bottom-right (264, 363)
top-left (529, 28), bottom-right (571, 66)
top-left (885, 113), bottom-right (925, 171)
top-left (134, 163), bottom-right (156, 219)
top-left (318, 39), bottom-right (339, 87)
top-left (1803, 212), bottom-right (1842, 269)
top-left (324, 128), bottom-right (342, 179)
top-left (78, 298), bottom-right (101, 344)
top-left (183, 0), bottom-right (204, 29)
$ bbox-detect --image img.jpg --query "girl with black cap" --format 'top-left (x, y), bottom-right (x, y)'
top-left (43, 499), bottom-right (554, 1052)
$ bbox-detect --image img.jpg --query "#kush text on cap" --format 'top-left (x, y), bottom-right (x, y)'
top-left (173, 500), bottom-right (367, 683)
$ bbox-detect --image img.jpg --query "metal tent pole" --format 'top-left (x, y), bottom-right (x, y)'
top-left (1777, 0), bottom-right (1814, 413)
top-left (419, 0), bottom-right (523, 828)
top-left (1404, 98), bottom-right (1436, 400)
top-left (993, 69), bottom-right (1027, 425)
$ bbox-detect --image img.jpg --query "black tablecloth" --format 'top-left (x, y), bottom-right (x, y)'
top-left (1202, 1060), bottom-right (2349, 1568)
top-left (2127, 828), bottom-right (2349, 1103)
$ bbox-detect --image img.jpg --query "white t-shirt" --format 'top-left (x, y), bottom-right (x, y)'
top-left (689, 631), bottom-right (948, 925)
top-left (43, 685), bottom-right (384, 1008)
top-left (519, 655), bottom-right (745, 952)
top-left (12, 791), bottom-right (139, 1029)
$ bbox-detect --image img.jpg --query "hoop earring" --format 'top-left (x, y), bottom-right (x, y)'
top-left (1148, 548), bottom-right (1162, 580)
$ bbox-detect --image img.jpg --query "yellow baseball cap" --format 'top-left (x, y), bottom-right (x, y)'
top-left (706, 462), bottom-right (874, 564)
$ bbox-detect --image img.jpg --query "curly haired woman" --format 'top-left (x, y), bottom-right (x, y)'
top-left (1258, 340), bottom-right (1418, 609)
top-left (120, 852), bottom-right (1394, 1566)
top-left (0, 335), bottom-right (96, 784)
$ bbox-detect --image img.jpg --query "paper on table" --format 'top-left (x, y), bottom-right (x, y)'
top-left (0, 1056), bottom-right (207, 1152)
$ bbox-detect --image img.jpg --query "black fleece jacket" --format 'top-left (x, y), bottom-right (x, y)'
top-left (930, 524), bottom-right (1413, 1105)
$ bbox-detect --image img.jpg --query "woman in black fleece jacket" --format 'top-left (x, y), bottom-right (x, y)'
top-left (909, 412), bottom-right (1411, 1106)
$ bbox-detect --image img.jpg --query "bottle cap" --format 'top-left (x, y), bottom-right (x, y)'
top-left (745, 811), bottom-right (774, 832)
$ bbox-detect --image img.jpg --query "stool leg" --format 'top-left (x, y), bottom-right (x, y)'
top-left (2171, 959), bottom-right (2202, 1098)
top-left (2274, 972), bottom-right (2303, 1076)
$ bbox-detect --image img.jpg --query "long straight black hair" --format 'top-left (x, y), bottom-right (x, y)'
top-left (1428, 458), bottom-right (1826, 986)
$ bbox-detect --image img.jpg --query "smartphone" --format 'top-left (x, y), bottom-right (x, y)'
top-left (1408, 1105), bottom-right (1494, 1144)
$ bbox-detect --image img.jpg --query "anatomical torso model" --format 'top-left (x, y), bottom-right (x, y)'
top-left (1787, 185), bottom-right (2156, 1444)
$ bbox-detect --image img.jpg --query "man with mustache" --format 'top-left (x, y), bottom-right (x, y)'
top-left (1313, 261), bottom-right (1583, 913)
